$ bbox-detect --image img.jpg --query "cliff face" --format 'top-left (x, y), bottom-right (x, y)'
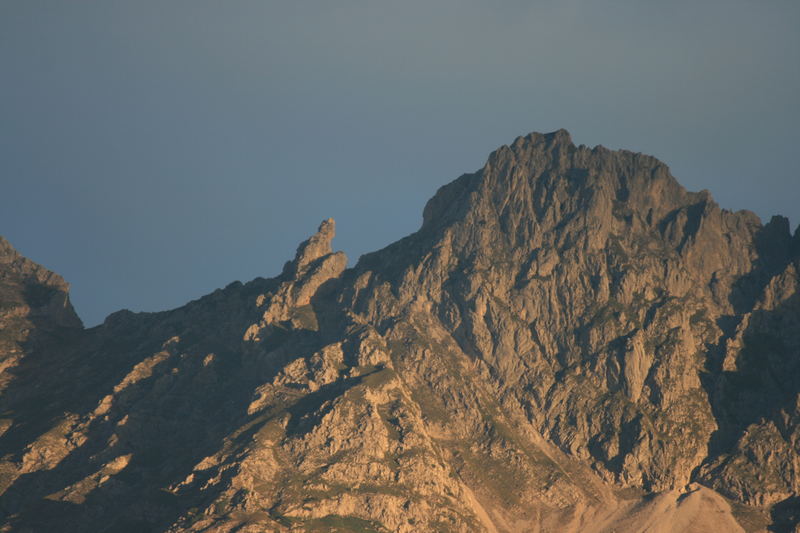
top-left (0, 236), bottom-right (82, 397)
top-left (1, 131), bottom-right (798, 532)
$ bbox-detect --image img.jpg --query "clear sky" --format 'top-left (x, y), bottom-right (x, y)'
top-left (2, 1), bottom-right (799, 326)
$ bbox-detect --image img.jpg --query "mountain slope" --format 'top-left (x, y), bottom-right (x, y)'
top-left (1, 130), bottom-right (798, 532)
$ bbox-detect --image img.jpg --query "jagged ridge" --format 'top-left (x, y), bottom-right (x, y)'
top-left (1, 131), bottom-right (798, 532)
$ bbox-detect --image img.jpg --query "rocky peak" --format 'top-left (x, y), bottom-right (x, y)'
top-left (350, 132), bottom-right (799, 509)
top-left (285, 218), bottom-right (337, 276)
top-left (0, 235), bottom-right (16, 259)
top-left (419, 129), bottom-right (688, 237)
top-left (0, 236), bottom-right (67, 289)
top-left (510, 127), bottom-right (574, 151)
top-left (247, 220), bottom-right (347, 337)
top-left (0, 235), bottom-right (82, 330)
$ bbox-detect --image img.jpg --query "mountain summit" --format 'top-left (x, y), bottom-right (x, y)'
top-left (1, 131), bottom-right (798, 532)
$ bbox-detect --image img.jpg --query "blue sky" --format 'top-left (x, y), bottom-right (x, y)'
top-left (2, 1), bottom-right (798, 326)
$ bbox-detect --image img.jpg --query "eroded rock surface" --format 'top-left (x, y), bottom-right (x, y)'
top-left (1, 131), bottom-right (798, 532)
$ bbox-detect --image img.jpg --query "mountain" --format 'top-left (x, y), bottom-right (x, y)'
top-left (1, 130), bottom-right (798, 532)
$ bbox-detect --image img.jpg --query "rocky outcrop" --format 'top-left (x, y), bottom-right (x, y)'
top-left (244, 218), bottom-right (347, 339)
top-left (0, 130), bottom-right (798, 532)
top-left (0, 236), bottom-right (82, 334)
top-left (0, 236), bottom-right (82, 399)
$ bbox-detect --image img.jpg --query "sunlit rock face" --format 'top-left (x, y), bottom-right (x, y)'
top-left (1, 130), bottom-right (798, 532)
